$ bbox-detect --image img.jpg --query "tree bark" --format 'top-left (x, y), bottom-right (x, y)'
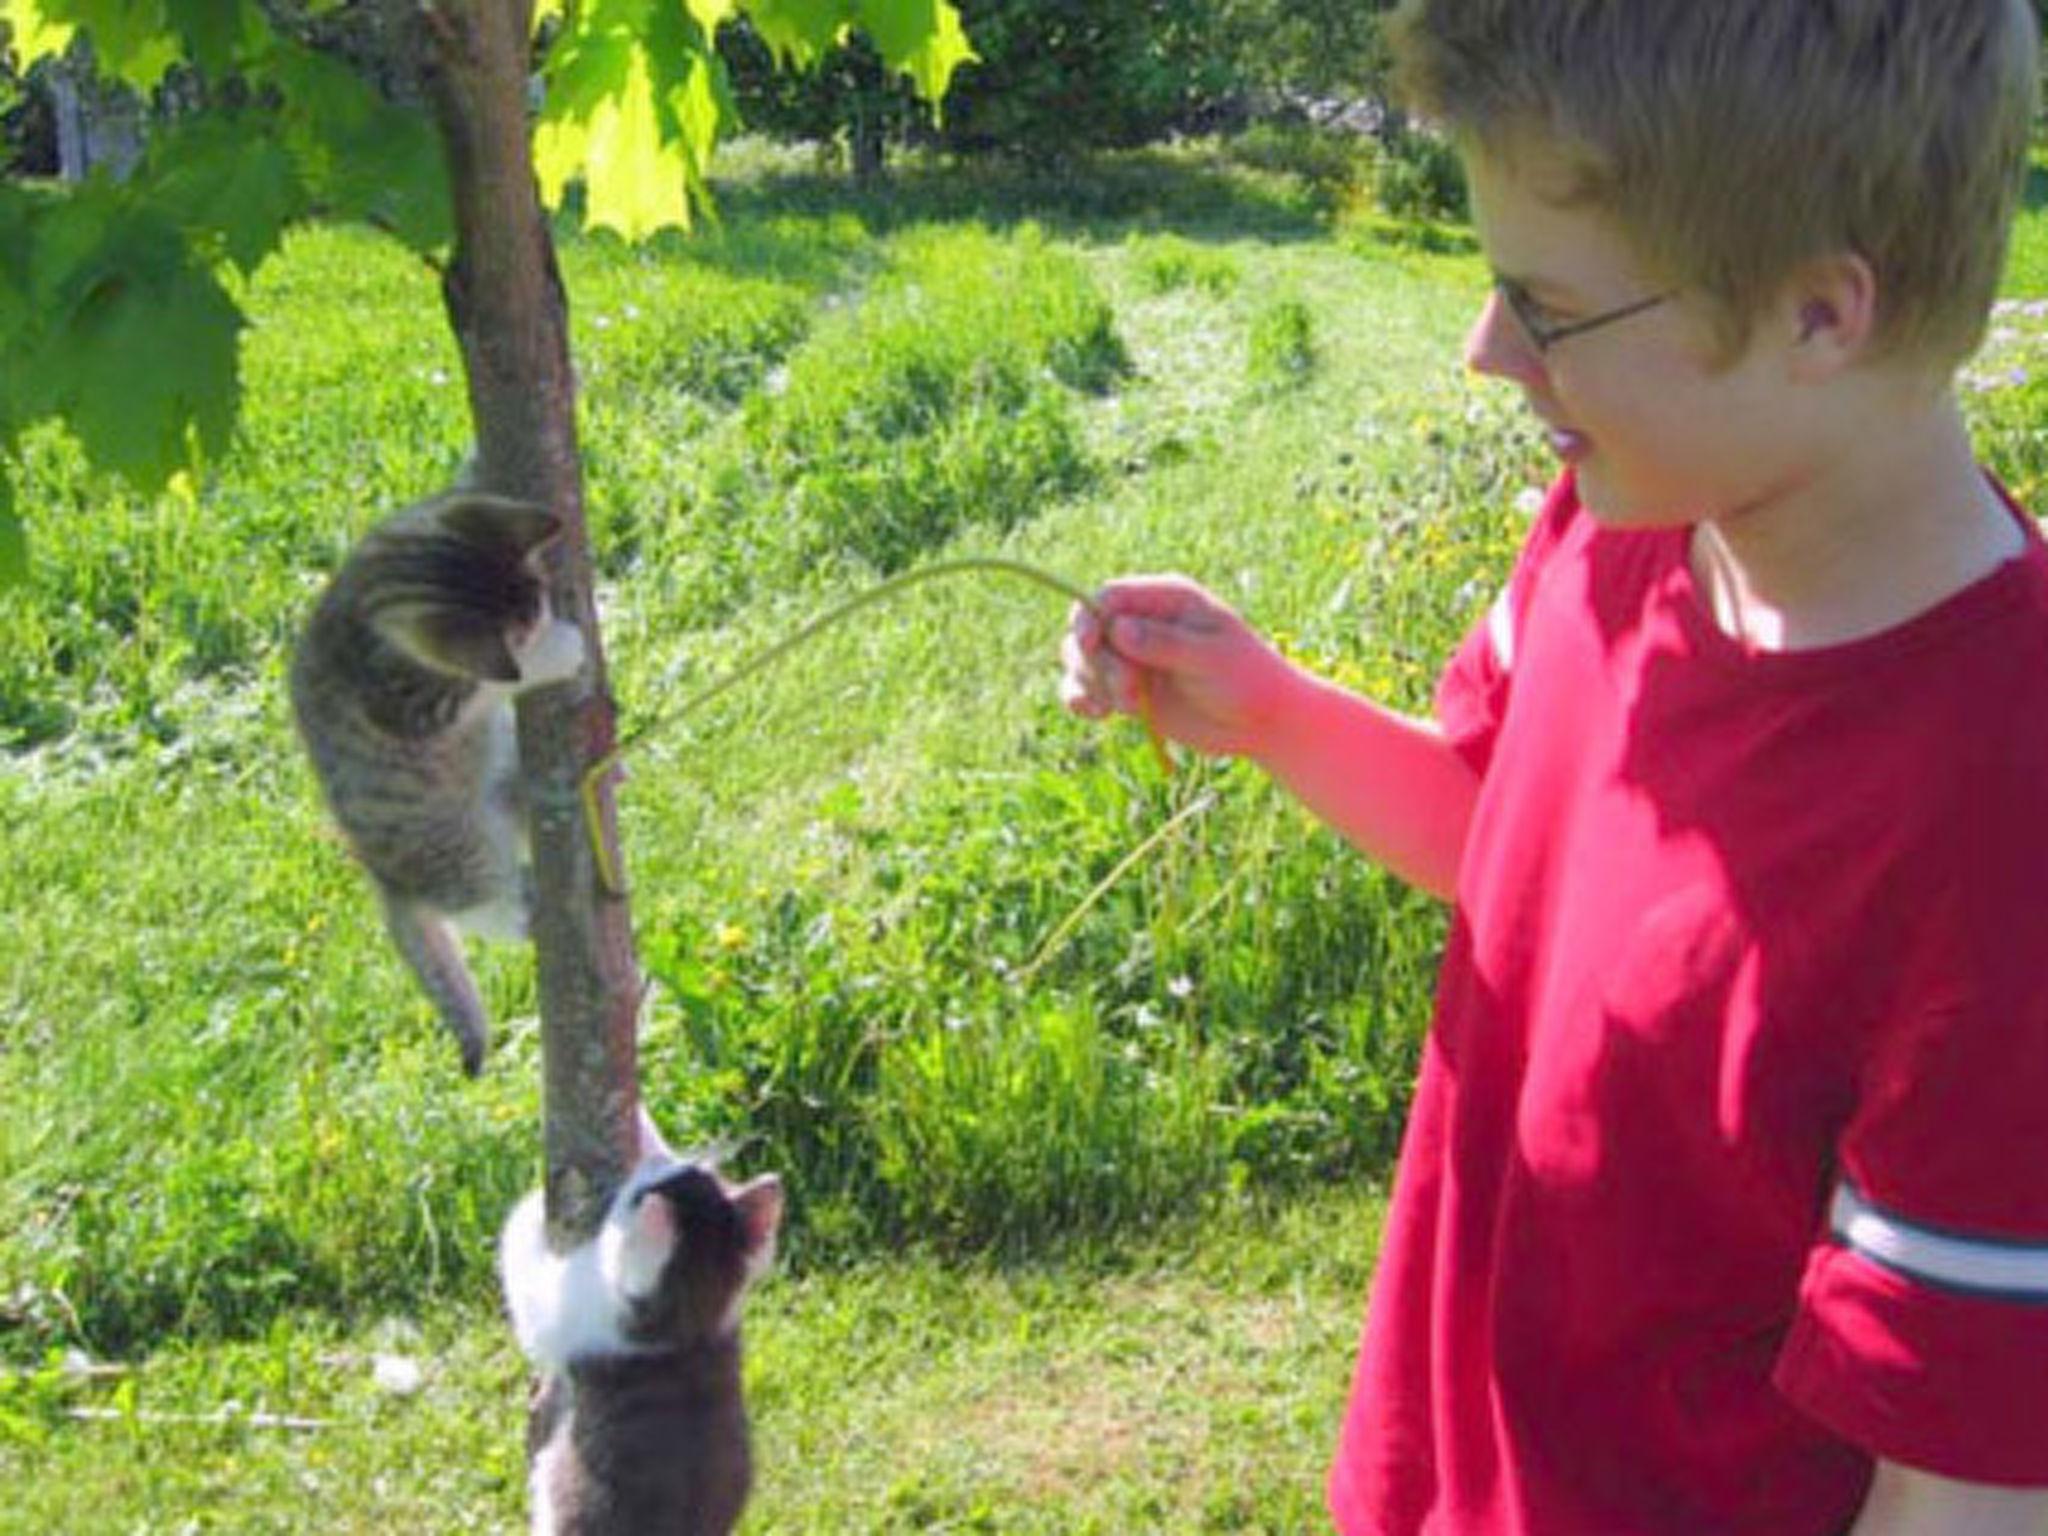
top-left (411, 0), bottom-right (639, 1247)
top-left (51, 43), bottom-right (143, 183)
top-left (847, 49), bottom-right (889, 185)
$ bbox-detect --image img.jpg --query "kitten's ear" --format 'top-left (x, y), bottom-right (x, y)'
top-left (635, 1103), bottom-right (676, 1164)
top-left (399, 608), bottom-right (523, 683)
top-left (731, 1174), bottom-right (784, 1279)
top-left (434, 493), bottom-right (562, 556)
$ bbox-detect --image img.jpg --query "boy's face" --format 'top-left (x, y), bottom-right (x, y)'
top-left (1463, 148), bottom-right (1810, 529)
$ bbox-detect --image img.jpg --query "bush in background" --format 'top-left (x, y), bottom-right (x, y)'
top-left (657, 222), bottom-right (1127, 602)
top-left (722, 0), bottom-right (1400, 173)
top-left (1370, 123), bottom-right (1468, 224)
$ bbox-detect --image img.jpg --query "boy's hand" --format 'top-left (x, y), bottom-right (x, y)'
top-left (1063, 573), bottom-right (1477, 897)
top-left (1060, 576), bottom-right (1300, 761)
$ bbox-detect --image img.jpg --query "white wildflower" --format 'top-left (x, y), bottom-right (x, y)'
top-left (372, 1354), bottom-right (425, 1396)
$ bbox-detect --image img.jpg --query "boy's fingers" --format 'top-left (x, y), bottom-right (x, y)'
top-left (1058, 627), bottom-right (1090, 685)
top-left (1059, 672), bottom-right (1106, 717)
top-left (1058, 629), bottom-right (1115, 717)
top-left (1094, 576), bottom-right (1213, 622)
top-left (1067, 577), bottom-right (1223, 719)
top-left (1106, 613), bottom-right (1205, 672)
top-left (1068, 600), bottom-right (1103, 655)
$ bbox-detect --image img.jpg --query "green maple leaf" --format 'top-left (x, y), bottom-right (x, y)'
top-left (854, 0), bottom-right (974, 102)
top-left (266, 41), bottom-right (450, 254)
top-left (20, 0), bottom-right (183, 89)
top-left (143, 115), bottom-right (304, 277)
top-left (740, 0), bottom-right (972, 98)
top-left (159, 0), bottom-right (270, 77)
top-left (65, 264), bottom-right (241, 486)
top-left (536, 0), bottom-right (969, 240)
top-left (740, 0), bottom-right (850, 67)
top-left (0, 0), bottom-right (76, 65)
top-left (536, 33), bottom-right (690, 238)
top-left (30, 198), bottom-right (241, 488)
top-left (535, 0), bottom-right (733, 240)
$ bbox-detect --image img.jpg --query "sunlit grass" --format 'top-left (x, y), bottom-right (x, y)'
top-left (2, 130), bottom-right (2043, 1531)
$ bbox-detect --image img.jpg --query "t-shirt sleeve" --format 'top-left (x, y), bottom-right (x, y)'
top-left (1775, 858), bottom-right (2048, 1485)
top-left (1433, 474), bottom-right (1581, 777)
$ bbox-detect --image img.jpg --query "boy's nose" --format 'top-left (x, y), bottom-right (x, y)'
top-left (1465, 289), bottom-right (1544, 386)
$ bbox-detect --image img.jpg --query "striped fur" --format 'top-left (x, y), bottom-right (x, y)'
top-left (290, 491), bottom-right (583, 1074)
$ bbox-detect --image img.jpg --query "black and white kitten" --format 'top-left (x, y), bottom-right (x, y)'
top-left (500, 1112), bottom-right (785, 1536)
top-left (290, 490), bottom-right (585, 1075)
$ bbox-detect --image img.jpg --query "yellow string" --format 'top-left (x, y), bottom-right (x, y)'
top-left (580, 556), bottom-right (1171, 897)
top-left (1010, 789), bottom-right (1217, 988)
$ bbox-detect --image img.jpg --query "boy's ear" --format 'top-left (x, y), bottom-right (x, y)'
top-left (1783, 253), bottom-right (1879, 380)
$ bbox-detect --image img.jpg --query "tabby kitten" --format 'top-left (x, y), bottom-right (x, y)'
top-left (290, 490), bottom-right (585, 1075)
top-left (500, 1113), bottom-right (785, 1536)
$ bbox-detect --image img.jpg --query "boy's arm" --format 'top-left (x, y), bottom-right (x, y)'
top-left (1061, 576), bottom-right (1479, 899)
top-left (1850, 1460), bottom-right (2048, 1535)
top-left (1245, 668), bottom-right (1479, 901)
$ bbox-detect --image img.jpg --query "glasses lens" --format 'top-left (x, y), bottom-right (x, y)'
top-left (1496, 280), bottom-right (1548, 350)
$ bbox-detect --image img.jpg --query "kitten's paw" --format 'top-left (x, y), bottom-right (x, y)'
top-left (518, 619), bottom-right (586, 690)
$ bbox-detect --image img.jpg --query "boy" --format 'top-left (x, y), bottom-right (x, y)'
top-left (1060, 2), bottom-right (2048, 1531)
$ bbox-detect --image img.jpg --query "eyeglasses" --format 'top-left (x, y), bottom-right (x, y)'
top-left (1494, 277), bottom-right (1673, 353)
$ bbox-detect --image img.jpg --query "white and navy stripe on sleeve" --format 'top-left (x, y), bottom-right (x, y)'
top-left (1830, 1181), bottom-right (2048, 1305)
top-left (1486, 584), bottom-right (1518, 672)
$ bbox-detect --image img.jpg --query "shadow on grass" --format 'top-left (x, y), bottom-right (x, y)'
top-left (554, 138), bottom-right (1460, 301)
top-left (703, 143), bottom-right (1334, 249)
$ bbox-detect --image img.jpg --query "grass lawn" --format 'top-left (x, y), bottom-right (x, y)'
top-left (3, 131), bottom-right (2045, 1531)
top-left (2000, 142), bottom-right (2048, 296)
top-left (0, 137), bottom-right (1488, 1532)
top-left (2, 1186), bottom-right (1382, 1533)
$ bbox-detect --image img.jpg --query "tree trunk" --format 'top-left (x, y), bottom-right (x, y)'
top-left (409, 0), bottom-right (639, 1247)
top-left (51, 44), bottom-right (143, 183)
top-left (849, 102), bottom-right (886, 184)
top-left (847, 50), bottom-right (889, 185)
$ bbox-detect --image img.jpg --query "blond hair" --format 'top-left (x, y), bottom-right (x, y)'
top-left (1387, 0), bottom-right (2042, 368)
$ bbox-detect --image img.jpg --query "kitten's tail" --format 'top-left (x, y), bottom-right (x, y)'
top-left (381, 894), bottom-right (490, 1075)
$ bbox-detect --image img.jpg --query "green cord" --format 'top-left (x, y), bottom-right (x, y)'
top-left (581, 556), bottom-right (1164, 897)
top-left (1011, 789), bottom-right (1217, 988)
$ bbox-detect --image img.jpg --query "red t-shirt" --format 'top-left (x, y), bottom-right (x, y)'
top-left (1328, 473), bottom-right (2048, 1534)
